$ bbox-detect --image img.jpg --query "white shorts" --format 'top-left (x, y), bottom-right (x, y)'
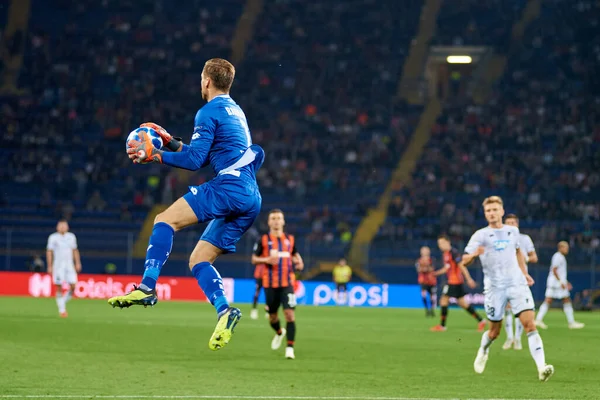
top-left (545, 286), bottom-right (570, 300)
top-left (484, 285), bottom-right (535, 321)
top-left (53, 262), bottom-right (78, 285)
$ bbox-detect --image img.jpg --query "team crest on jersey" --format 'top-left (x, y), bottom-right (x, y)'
top-left (493, 240), bottom-right (510, 251)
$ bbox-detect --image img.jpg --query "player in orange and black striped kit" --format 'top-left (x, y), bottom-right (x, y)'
top-left (251, 209), bottom-right (304, 359)
top-left (431, 235), bottom-right (486, 332)
top-left (416, 246), bottom-right (437, 317)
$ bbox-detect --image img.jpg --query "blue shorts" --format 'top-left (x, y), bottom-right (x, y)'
top-left (183, 174), bottom-right (262, 253)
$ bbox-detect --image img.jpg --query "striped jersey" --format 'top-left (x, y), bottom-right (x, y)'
top-left (253, 233), bottom-right (297, 288)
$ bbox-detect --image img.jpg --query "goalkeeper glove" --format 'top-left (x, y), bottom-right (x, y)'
top-left (139, 122), bottom-right (182, 151)
top-left (127, 131), bottom-right (163, 164)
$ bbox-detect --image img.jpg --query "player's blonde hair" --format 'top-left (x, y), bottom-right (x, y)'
top-left (482, 196), bottom-right (504, 207)
top-left (203, 58), bottom-right (235, 92)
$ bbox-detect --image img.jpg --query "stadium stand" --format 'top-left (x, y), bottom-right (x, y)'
top-left (372, 0), bottom-right (600, 296)
top-left (0, 0), bottom-right (598, 296)
top-left (433, 0), bottom-right (527, 50)
top-left (1, 0), bottom-right (424, 277)
top-left (1, 0), bottom-right (246, 272)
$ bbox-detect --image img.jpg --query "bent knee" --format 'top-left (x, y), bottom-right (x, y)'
top-left (154, 213), bottom-right (180, 231)
top-left (488, 328), bottom-right (500, 340)
top-left (283, 310), bottom-right (295, 322)
top-left (517, 312), bottom-right (537, 332)
top-left (188, 241), bottom-right (222, 268)
top-left (522, 320), bottom-right (537, 332)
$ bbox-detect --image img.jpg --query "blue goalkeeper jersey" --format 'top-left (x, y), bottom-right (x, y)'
top-left (161, 94), bottom-right (263, 180)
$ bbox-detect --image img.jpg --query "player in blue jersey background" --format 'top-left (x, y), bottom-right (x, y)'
top-left (108, 58), bottom-right (264, 351)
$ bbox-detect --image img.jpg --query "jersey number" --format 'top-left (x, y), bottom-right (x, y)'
top-left (237, 117), bottom-right (251, 146)
top-left (287, 293), bottom-right (297, 308)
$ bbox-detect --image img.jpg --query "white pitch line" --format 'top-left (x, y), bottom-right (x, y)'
top-left (0, 396), bottom-right (560, 400)
top-left (0, 396), bottom-right (453, 400)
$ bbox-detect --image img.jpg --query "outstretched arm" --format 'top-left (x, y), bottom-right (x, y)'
top-left (161, 140), bottom-right (212, 171)
top-left (161, 116), bottom-right (215, 170)
top-left (129, 111), bottom-right (215, 169)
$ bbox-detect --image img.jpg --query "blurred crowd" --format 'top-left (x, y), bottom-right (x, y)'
top-left (235, 0), bottom-right (423, 205)
top-left (380, 0), bottom-right (600, 252)
top-left (433, 0), bottom-right (526, 51)
top-left (1, 0), bottom-right (423, 245)
top-left (1, 0), bottom-right (599, 259)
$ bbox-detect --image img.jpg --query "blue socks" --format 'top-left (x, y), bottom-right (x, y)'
top-left (140, 222), bottom-right (174, 291)
top-left (139, 223), bottom-right (229, 316)
top-left (191, 261), bottom-right (229, 314)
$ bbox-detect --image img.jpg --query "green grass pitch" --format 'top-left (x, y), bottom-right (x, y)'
top-left (0, 297), bottom-right (598, 400)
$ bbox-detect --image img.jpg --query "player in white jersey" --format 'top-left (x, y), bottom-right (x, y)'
top-left (462, 196), bottom-right (553, 382)
top-left (535, 241), bottom-right (585, 330)
top-left (502, 214), bottom-right (538, 350)
top-left (46, 219), bottom-right (81, 317)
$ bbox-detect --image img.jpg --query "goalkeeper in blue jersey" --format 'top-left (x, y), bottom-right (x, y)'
top-left (108, 58), bottom-right (264, 351)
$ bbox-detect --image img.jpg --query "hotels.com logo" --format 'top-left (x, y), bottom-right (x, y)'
top-left (27, 273), bottom-right (173, 300)
top-left (28, 273), bottom-right (52, 297)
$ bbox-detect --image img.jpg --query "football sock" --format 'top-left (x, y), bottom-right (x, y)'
top-left (480, 330), bottom-right (494, 352)
top-left (504, 309), bottom-right (514, 340)
top-left (527, 331), bottom-right (546, 369)
top-left (286, 321), bottom-right (296, 347)
top-left (56, 292), bottom-right (66, 313)
top-left (64, 288), bottom-right (74, 303)
top-left (140, 222), bottom-right (174, 291)
top-left (252, 289), bottom-right (259, 308)
top-left (270, 320), bottom-right (282, 335)
top-left (191, 262), bottom-right (229, 314)
top-left (431, 293), bottom-right (437, 309)
top-left (440, 306), bottom-right (448, 327)
top-left (536, 302), bottom-right (549, 322)
top-left (466, 305), bottom-right (483, 322)
top-left (515, 318), bottom-right (524, 339)
top-left (422, 294), bottom-right (429, 310)
top-left (563, 302), bottom-right (575, 324)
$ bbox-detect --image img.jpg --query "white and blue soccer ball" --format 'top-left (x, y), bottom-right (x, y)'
top-left (125, 127), bottom-right (163, 150)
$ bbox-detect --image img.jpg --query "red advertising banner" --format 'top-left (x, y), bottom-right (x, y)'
top-left (0, 272), bottom-right (234, 303)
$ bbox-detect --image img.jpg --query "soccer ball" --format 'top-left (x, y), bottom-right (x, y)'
top-left (125, 127), bottom-right (163, 150)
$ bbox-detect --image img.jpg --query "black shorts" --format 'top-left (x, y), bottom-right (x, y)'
top-left (336, 283), bottom-right (348, 292)
top-left (443, 284), bottom-right (466, 299)
top-left (255, 278), bottom-right (263, 289)
top-left (265, 286), bottom-right (296, 312)
top-left (421, 284), bottom-right (436, 293)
